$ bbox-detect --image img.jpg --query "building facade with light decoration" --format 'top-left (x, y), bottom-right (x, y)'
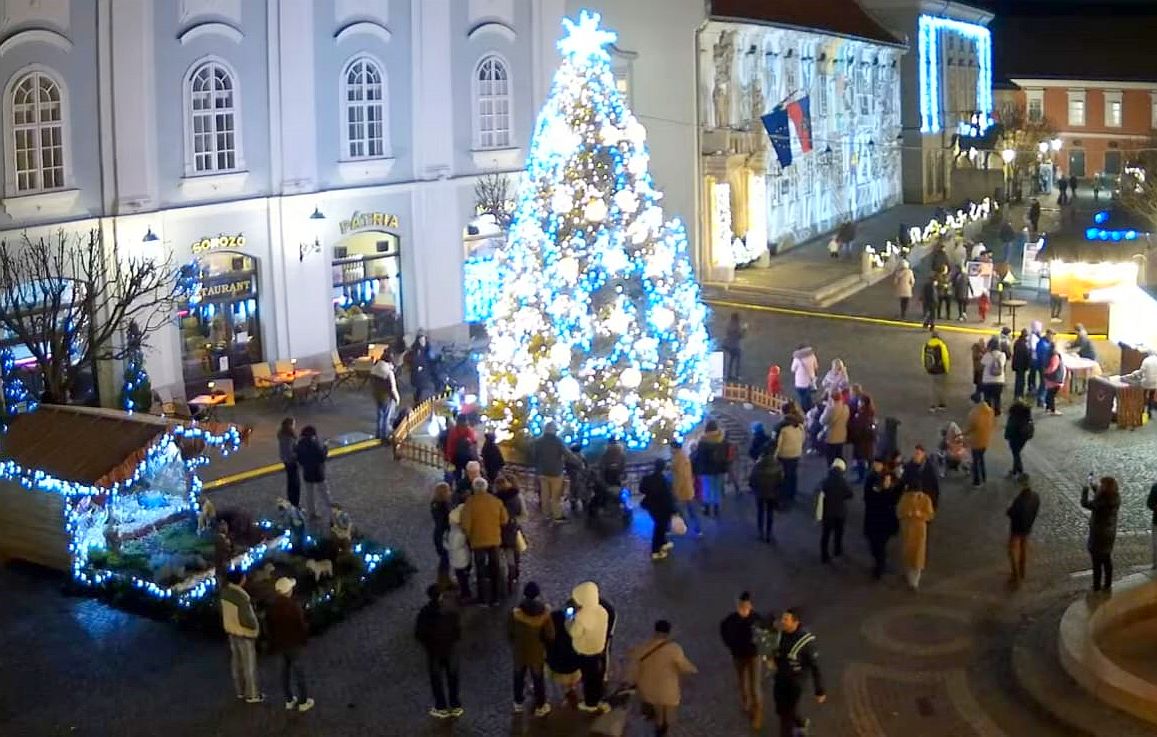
top-left (0, 0), bottom-right (578, 400)
top-left (697, 1), bottom-right (905, 280)
top-left (858, 0), bottom-right (994, 204)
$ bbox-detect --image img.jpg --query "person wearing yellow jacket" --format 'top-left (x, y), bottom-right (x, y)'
top-left (921, 332), bottom-right (951, 412)
top-left (669, 440), bottom-right (702, 537)
top-left (964, 393), bottom-right (996, 487)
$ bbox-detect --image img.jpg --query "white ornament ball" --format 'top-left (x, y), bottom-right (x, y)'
top-left (613, 189), bottom-right (639, 214)
top-left (620, 366), bottom-right (642, 389)
top-left (514, 372), bottom-right (540, 399)
top-left (650, 306), bottom-right (675, 331)
top-left (625, 119), bottom-right (647, 145)
top-left (557, 376), bottom-right (581, 403)
top-left (549, 342), bottom-right (572, 370)
top-left (603, 247), bottom-right (629, 274)
top-left (627, 153), bottom-right (648, 176)
top-left (608, 404), bottom-right (630, 426)
top-left (557, 256), bottom-right (580, 284)
top-left (551, 188), bottom-right (575, 215)
top-left (584, 198), bottom-right (608, 223)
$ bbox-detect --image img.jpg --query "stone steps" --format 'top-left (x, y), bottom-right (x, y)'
top-left (1011, 596), bottom-right (1156, 737)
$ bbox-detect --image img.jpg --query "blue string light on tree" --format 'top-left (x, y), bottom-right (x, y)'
top-left (478, 11), bottom-right (712, 450)
top-left (0, 348), bottom-right (37, 433)
top-left (119, 321), bottom-right (152, 413)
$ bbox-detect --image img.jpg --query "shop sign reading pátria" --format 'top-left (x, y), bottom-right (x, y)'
top-left (339, 211), bottom-right (400, 235)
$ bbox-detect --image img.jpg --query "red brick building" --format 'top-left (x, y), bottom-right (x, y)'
top-left (998, 80), bottom-right (1156, 182)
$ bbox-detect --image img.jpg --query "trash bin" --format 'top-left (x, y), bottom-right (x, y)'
top-left (881, 416), bottom-right (901, 458)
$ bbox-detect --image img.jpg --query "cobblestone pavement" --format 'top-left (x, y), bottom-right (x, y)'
top-left (2, 310), bottom-right (1155, 737)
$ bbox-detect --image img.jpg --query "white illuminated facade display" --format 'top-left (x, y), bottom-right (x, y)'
top-left (917, 15), bottom-right (993, 135)
top-left (699, 21), bottom-right (903, 269)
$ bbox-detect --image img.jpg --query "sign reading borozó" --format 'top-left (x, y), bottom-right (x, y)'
top-left (192, 233), bottom-right (247, 254)
top-left (339, 211), bottom-right (401, 235)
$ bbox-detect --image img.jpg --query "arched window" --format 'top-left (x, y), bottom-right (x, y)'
top-left (9, 71), bottom-right (64, 193)
top-left (342, 57), bottom-right (387, 159)
top-left (186, 60), bottom-right (240, 174)
top-left (474, 55), bottom-right (511, 150)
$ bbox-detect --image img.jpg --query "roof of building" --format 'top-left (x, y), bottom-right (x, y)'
top-left (0, 406), bottom-right (248, 488)
top-left (711, 0), bottom-right (904, 47)
top-left (994, 14), bottom-right (1157, 84)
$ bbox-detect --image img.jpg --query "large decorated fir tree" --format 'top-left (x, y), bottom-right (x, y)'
top-left (480, 12), bottom-right (711, 449)
top-left (0, 348), bottom-right (37, 431)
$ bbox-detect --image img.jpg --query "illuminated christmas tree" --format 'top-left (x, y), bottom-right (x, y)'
top-left (119, 321), bottom-right (152, 413)
top-left (480, 12), bottom-right (711, 449)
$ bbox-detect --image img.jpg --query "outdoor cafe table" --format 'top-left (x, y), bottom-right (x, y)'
top-left (270, 368), bottom-right (320, 385)
top-left (1061, 353), bottom-right (1099, 402)
top-left (188, 393), bottom-right (228, 420)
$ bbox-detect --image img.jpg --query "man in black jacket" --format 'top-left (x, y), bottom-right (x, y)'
top-left (1007, 475), bottom-right (1041, 586)
top-left (720, 591), bottom-right (766, 729)
top-left (639, 459), bottom-right (676, 560)
top-left (1011, 328), bottom-right (1032, 400)
top-left (415, 585), bottom-right (463, 719)
top-left (1147, 482), bottom-right (1157, 570)
top-left (772, 609), bottom-right (825, 737)
top-left (902, 444), bottom-right (940, 509)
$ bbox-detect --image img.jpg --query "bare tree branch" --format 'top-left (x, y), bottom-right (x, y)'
top-left (0, 228), bottom-right (181, 402)
top-left (1121, 137), bottom-right (1157, 232)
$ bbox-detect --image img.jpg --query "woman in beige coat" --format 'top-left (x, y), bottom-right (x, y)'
top-left (669, 440), bottom-right (701, 537)
top-left (898, 488), bottom-right (935, 590)
top-left (627, 620), bottom-right (698, 735)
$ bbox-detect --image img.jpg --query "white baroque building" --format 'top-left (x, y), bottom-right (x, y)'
top-left (697, 7), bottom-right (905, 276)
top-left (0, 0), bottom-right (573, 399)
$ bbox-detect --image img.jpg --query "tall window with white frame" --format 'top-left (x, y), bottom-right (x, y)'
top-left (343, 57), bottom-right (386, 159)
top-left (475, 55), bottom-right (511, 150)
top-left (10, 71), bottom-right (64, 193)
top-left (188, 61), bottom-right (238, 174)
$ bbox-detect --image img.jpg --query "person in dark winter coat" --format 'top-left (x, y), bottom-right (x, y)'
top-left (863, 459), bottom-right (900, 580)
top-left (294, 426), bottom-right (333, 521)
top-left (430, 482), bottom-right (452, 573)
top-left (1007, 476), bottom-right (1041, 586)
top-left (748, 422), bottom-right (772, 461)
top-left (1081, 477), bottom-right (1120, 593)
top-left (847, 394), bottom-right (876, 482)
top-left (508, 581), bottom-right (556, 717)
top-left (640, 460), bottom-right (677, 560)
top-left (719, 591), bottom-right (767, 730)
top-left (277, 417), bottom-right (300, 508)
top-left (408, 333), bottom-right (436, 403)
top-left (921, 277), bottom-right (938, 331)
top-left (481, 432), bottom-right (506, 483)
top-left (415, 585), bottom-right (463, 718)
top-left (1028, 199), bottom-right (1041, 232)
top-left (749, 450), bottom-right (783, 543)
top-left (545, 607), bottom-right (582, 706)
top-left (1004, 400), bottom-right (1034, 477)
top-left (819, 459), bottom-right (854, 564)
top-left (951, 267), bottom-right (971, 321)
top-left (772, 609), bottom-right (825, 737)
top-left (1011, 328), bottom-right (1032, 400)
top-left (902, 445), bottom-right (940, 509)
top-left (267, 578), bottom-right (313, 712)
top-left (494, 474), bottom-right (525, 592)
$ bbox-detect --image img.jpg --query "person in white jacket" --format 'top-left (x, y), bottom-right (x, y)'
top-left (567, 581), bottom-right (610, 713)
top-left (446, 506), bottom-right (472, 601)
top-left (1124, 353), bottom-right (1157, 420)
top-left (791, 345), bottom-right (819, 412)
top-left (979, 338), bottom-right (1007, 416)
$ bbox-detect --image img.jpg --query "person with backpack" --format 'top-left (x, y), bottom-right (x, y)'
top-left (692, 420), bottom-right (731, 518)
top-left (1004, 400), bottom-right (1034, 477)
top-left (1034, 329), bottom-right (1055, 408)
top-left (1042, 344), bottom-right (1066, 416)
top-left (922, 332), bottom-right (951, 412)
top-left (979, 338), bottom-right (1007, 416)
top-left (749, 448), bottom-right (782, 543)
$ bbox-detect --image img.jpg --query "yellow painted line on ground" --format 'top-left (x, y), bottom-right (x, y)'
top-left (203, 438), bottom-right (383, 492)
top-left (704, 298), bottom-right (1103, 341)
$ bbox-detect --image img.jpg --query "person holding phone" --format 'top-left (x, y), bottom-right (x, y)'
top-left (567, 581), bottom-right (610, 713)
top-left (1081, 476), bottom-right (1120, 593)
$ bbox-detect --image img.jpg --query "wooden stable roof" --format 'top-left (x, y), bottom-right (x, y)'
top-left (0, 406), bottom-right (249, 489)
top-left (711, 0), bottom-right (903, 47)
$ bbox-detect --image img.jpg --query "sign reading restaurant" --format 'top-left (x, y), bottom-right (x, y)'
top-left (340, 211), bottom-right (400, 235)
top-left (200, 275), bottom-right (255, 302)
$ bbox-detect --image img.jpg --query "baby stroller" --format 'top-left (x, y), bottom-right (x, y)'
top-left (936, 421), bottom-right (971, 478)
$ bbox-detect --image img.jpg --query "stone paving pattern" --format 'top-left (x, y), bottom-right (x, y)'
top-left (3, 305), bottom-right (1156, 736)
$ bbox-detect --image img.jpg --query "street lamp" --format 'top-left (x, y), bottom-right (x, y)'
top-left (1050, 138), bottom-right (1063, 152)
top-left (1001, 148), bottom-right (1016, 165)
top-left (299, 206), bottom-right (326, 262)
top-left (1037, 141), bottom-right (1049, 155)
